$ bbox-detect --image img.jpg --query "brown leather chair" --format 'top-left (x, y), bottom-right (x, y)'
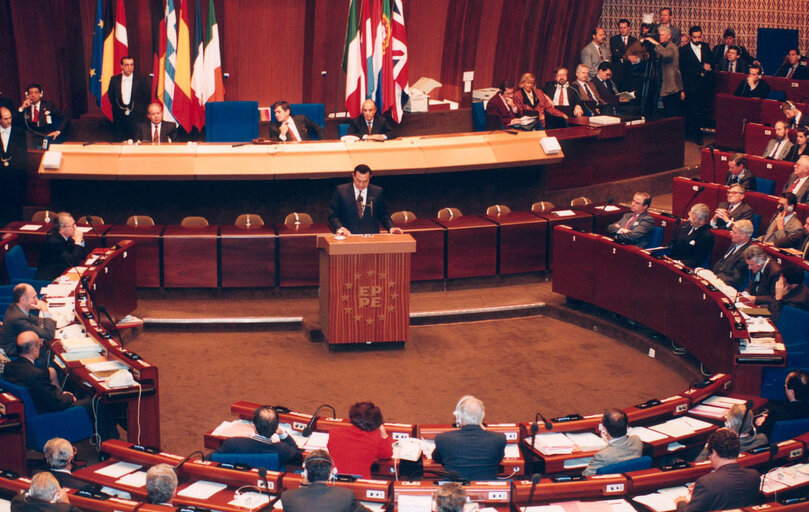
top-left (391, 211), bottom-right (417, 224)
top-left (283, 212), bottom-right (313, 226)
top-left (126, 215), bottom-right (155, 227)
top-left (485, 204), bottom-right (511, 217)
top-left (78, 215), bottom-right (104, 226)
top-left (234, 214), bottom-right (264, 229)
top-left (180, 216), bottom-right (210, 228)
top-left (437, 207), bottom-right (463, 221)
top-left (570, 196), bottom-right (592, 207)
top-left (531, 201), bottom-right (555, 213)
top-left (31, 210), bottom-right (57, 223)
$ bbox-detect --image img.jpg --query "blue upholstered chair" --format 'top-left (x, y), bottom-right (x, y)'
top-left (646, 226), bottom-right (665, 249)
top-left (205, 101), bottom-right (259, 142)
top-left (754, 178), bottom-right (776, 196)
top-left (472, 102), bottom-right (487, 131)
top-left (0, 377), bottom-right (94, 451)
top-left (775, 306), bottom-right (809, 366)
top-left (769, 418), bottom-right (809, 443)
top-left (5, 245), bottom-right (50, 290)
top-left (595, 455), bottom-right (652, 475)
top-left (338, 124), bottom-right (350, 138)
top-left (209, 451), bottom-right (282, 471)
top-left (0, 284), bottom-right (14, 312)
top-left (751, 214), bottom-right (762, 238)
top-left (760, 366), bottom-right (809, 401)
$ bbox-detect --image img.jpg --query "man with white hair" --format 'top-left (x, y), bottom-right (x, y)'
top-left (146, 464), bottom-right (178, 505)
top-left (669, 203), bottom-right (714, 268)
top-left (11, 472), bottom-right (80, 512)
top-left (433, 395), bottom-right (506, 480)
top-left (43, 438), bottom-right (93, 491)
top-left (711, 220), bottom-right (753, 289)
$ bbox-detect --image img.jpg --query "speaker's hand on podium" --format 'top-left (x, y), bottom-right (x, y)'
top-left (390, 227), bottom-right (403, 234)
top-left (337, 227), bottom-right (351, 236)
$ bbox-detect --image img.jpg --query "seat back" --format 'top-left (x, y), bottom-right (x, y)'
top-left (338, 124), bottom-right (350, 138)
top-left (485, 204), bottom-right (511, 217)
top-left (391, 211), bottom-right (417, 224)
top-left (755, 177), bottom-right (776, 196)
top-left (206, 101), bottom-right (260, 142)
top-left (647, 226), bottom-right (665, 249)
top-left (751, 214), bottom-right (762, 238)
top-left (769, 418), bottom-right (809, 443)
top-left (31, 210), bottom-right (57, 224)
top-left (595, 455), bottom-right (652, 475)
top-left (284, 212), bottom-right (313, 226)
top-left (775, 305), bottom-right (809, 352)
top-left (209, 451), bottom-right (282, 471)
top-left (472, 102), bottom-right (487, 132)
top-left (570, 196), bottom-right (591, 207)
top-left (235, 214), bottom-right (265, 229)
top-left (5, 245), bottom-right (36, 281)
top-left (126, 215), bottom-right (156, 227)
top-left (292, 103), bottom-right (326, 132)
top-left (78, 215), bottom-right (104, 226)
top-left (531, 201), bottom-right (555, 213)
top-left (181, 216), bottom-right (210, 228)
top-left (437, 207), bottom-right (463, 221)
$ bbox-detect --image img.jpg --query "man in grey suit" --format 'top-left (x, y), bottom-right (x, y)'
top-left (711, 220), bottom-right (753, 289)
top-left (759, 192), bottom-right (805, 248)
top-left (281, 450), bottom-right (370, 512)
top-left (583, 408), bottom-right (643, 475)
top-left (0, 283), bottom-right (56, 358)
top-left (580, 27), bottom-right (609, 80)
top-left (783, 155), bottom-right (809, 203)
top-left (711, 185), bottom-right (754, 230)
top-left (762, 120), bottom-right (793, 161)
top-left (607, 192), bottom-right (656, 248)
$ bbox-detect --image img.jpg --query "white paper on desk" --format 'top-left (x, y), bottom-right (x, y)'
top-left (398, 494), bottom-right (433, 512)
top-left (362, 502), bottom-right (387, 512)
top-left (533, 432), bottom-right (576, 454)
top-left (100, 486), bottom-right (131, 500)
top-left (656, 485), bottom-right (692, 501)
top-left (19, 224), bottom-right (42, 231)
top-left (648, 419), bottom-right (694, 438)
top-left (680, 416), bottom-right (713, 431)
top-left (177, 480), bottom-right (227, 499)
top-left (211, 419), bottom-right (256, 438)
top-left (228, 491), bottom-right (269, 509)
top-left (603, 499), bottom-right (636, 512)
top-left (62, 337), bottom-right (102, 353)
top-left (115, 470), bottom-right (147, 488)
top-left (701, 395), bottom-right (745, 407)
top-left (95, 461), bottom-right (142, 478)
top-left (86, 360), bottom-right (128, 373)
top-left (552, 209), bottom-right (576, 217)
top-left (603, 205), bottom-right (621, 211)
top-left (50, 309), bottom-right (76, 328)
top-left (767, 463), bottom-right (809, 487)
top-left (761, 476), bottom-right (789, 494)
top-left (303, 431), bottom-right (329, 450)
top-left (60, 350), bottom-right (104, 362)
top-left (628, 426), bottom-right (668, 443)
top-left (41, 284), bottom-right (75, 297)
top-left (632, 493), bottom-right (677, 512)
top-left (420, 438), bottom-right (436, 459)
top-left (740, 345), bottom-right (775, 354)
top-left (566, 432), bottom-right (607, 451)
top-left (504, 444), bottom-right (521, 458)
top-left (747, 317), bottom-right (776, 333)
top-left (523, 506), bottom-right (565, 512)
top-left (562, 456), bottom-right (592, 469)
top-left (688, 404), bottom-right (727, 420)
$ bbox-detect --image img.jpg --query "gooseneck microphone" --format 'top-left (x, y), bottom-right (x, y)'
top-left (175, 450), bottom-right (205, 471)
top-left (84, 216), bottom-right (105, 247)
top-left (534, 411), bottom-right (553, 431)
top-left (301, 404), bottom-right (337, 437)
top-left (527, 473), bottom-right (542, 503)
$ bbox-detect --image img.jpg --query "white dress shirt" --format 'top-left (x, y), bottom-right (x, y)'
top-left (121, 74), bottom-right (133, 105)
top-left (279, 118), bottom-right (302, 141)
top-left (0, 125), bottom-right (10, 152)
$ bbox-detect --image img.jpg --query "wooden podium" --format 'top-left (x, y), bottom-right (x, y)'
top-left (317, 234), bottom-right (416, 346)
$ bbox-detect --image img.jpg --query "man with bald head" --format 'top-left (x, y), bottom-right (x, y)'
top-left (583, 408), bottom-right (642, 475)
top-left (0, 105), bottom-right (28, 225)
top-left (0, 283), bottom-right (55, 358)
top-left (35, 212), bottom-right (86, 281)
top-left (433, 395), bottom-right (506, 480)
top-left (347, 99), bottom-right (395, 141)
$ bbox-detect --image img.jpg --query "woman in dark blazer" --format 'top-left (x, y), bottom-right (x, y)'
top-left (786, 127), bottom-right (809, 162)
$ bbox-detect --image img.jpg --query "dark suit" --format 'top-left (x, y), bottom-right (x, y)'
top-left (717, 57), bottom-right (749, 74)
top-left (107, 73), bottom-right (151, 141)
top-left (724, 169), bottom-right (756, 191)
top-left (775, 63), bottom-right (809, 80)
top-left (711, 201), bottom-right (754, 230)
top-left (744, 259), bottom-right (781, 305)
top-left (35, 231), bottom-right (86, 281)
top-left (20, 100), bottom-right (68, 146)
top-left (346, 113), bottom-right (395, 139)
top-left (49, 470), bottom-right (94, 492)
top-left (712, 44), bottom-right (751, 67)
top-left (2, 357), bottom-right (74, 412)
top-left (0, 124), bottom-right (29, 225)
top-left (607, 211), bottom-right (655, 248)
top-left (542, 81), bottom-right (584, 117)
top-left (609, 34), bottom-right (637, 62)
top-left (680, 42), bottom-right (713, 139)
top-left (0, 304), bottom-right (56, 357)
top-left (785, 143), bottom-right (809, 162)
top-left (669, 223), bottom-right (714, 268)
top-left (712, 241), bottom-right (751, 289)
top-left (328, 183), bottom-right (394, 234)
top-left (213, 435), bottom-right (298, 467)
top-left (769, 283), bottom-right (809, 320)
top-left (11, 493), bottom-right (82, 512)
top-left (591, 75), bottom-right (622, 105)
top-left (675, 463), bottom-right (760, 512)
top-left (734, 78), bottom-right (770, 99)
top-left (433, 424), bottom-right (506, 481)
top-left (572, 80), bottom-right (605, 114)
top-left (282, 482), bottom-right (371, 512)
top-left (783, 174), bottom-right (809, 203)
top-left (136, 121), bottom-right (178, 143)
top-left (758, 399), bottom-right (809, 438)
top-left (269, 114), bottom-right (325, 141)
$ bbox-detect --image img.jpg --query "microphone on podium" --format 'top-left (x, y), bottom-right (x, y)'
top-left (301, 404), bottom-right (337, 437)
top-left (527, 473), bottom-right (542, 503)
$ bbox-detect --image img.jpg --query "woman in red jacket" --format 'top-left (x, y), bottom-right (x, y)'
top-left (327, 402), bottom-right (394, 478)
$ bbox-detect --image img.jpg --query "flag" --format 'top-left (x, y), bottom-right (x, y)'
top-left (161, 0), bottom-right (178, 124)
top-left (377, 0), bottom-right (395, 114)
top-left (89, 0), bottom-right (104, 107)
top-left (100, 0), bottom-right (115, 119)
top-left (389, 0), bottom-right (409, 122)
top-left (202, 0), bottom-right (224, 103)
top-left (171, 0), bottom-right (194, 131)
top-left (368, 0), bottom-right (384, 101)
top-left (151, 0), bottom-right (165, 101)
top-left (342, 0), bottom-right (363, 118)
top-left (113, 0), bottom-right (128, 66)
top-left (189, 0), bottom-right (205, 130)
top-left (361, 0), bottom-right (374, 101)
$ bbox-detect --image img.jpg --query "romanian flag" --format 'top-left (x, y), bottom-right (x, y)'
top-left (171, 0), bottom-right (193, 131)
top-left (99, 0), bottom-right (115, 119)
top-left (89, 0), bottom-right (103, 107)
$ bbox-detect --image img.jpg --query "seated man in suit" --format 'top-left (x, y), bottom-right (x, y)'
top-left (435, 483), bottom-right (466, 512)
top-left (485, 79), bottom-right (523, 128)
top-left (0, 283), bottom-right (56, 359)
top-left (761, 120), bottom-right (793, 161)
top-left (17, 83), bottom-right (68, 148)
top-left (213, 405), bottom-right (299, 467)
top-left (759, 192), bottom-right (805, 248)
top-left (723, 153), bottom-right (756, 190)
top-left (136, 102), bottom-right (178, 143)
top-left (11, 472), bottom-right (80, 512)
top-left (775, 48), bottom-right (809, 79)
top-left (768, 265), bottom-right (809, 320)
top-left (34, 212), bottom-right (86, 282)
top-left (674, 429), bottom-right (760, 512)
top-left (740, 245), bottom-right (781, 305)
top-left (328, 164), bottom-right (402, 236)
top-left (347, 99), bottom-right (395, 140)
top-left (42, 437), bottom-right (93, 492)
top-left (583, 408), bottom-right (642, 475)
top-left (592, 62), bottom-right (630, 108)
top-left (712, 28), bottom-right (750, 68)
top-left (542, 67), bottom-right (584, 118)
top-left (711, 185), bottom-right (754, 230)
top-left (783, 101), bottom-right (809, 129)
top-left (718, 45), bottom-right (748, 74)
top-left (783, 154), bottom-right (809, 203)
top-left (606, 192), bottom-right (655, 248)
top-left (3, 331), bottom-right (118, 441)
top-left (281, 450), bottom-right (372, 512)
top-left (734, 63), bottom-right (770, 99)
top-left (145, 464), bottom-right (177, 506)
top-left (669, 203), bottom-right (714, 268)
top-left (572, 64), bottom-right (606, 115)
top-left (710, 219), bottom-right (753, 289)
top-left (433, 395), bottom-right (506, 481)
top-left (269, 100), bottom-right (325, 142)
top-left (797, 216), bottom-right (809, 258)
top-left (756, 370), bottom-right (809, 438)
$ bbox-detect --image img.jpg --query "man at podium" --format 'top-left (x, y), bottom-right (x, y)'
top-left (328, 165), bottom-right (403, 236)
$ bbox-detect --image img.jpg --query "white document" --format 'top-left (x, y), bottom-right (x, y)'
top-left (95, 461), bottom-right (142, 478)
top-left (552, 209), bottom-right (576, 217)
top-left (648, 418), bottom-right (695, 438)
top-left (687, 404), bottom-right (727, 420)
top-left (303, 431), bottom-right (330, 450)
top-left (562, 456), bottom-right (593, 469)
top-left (86, 360), bottom-right (128, 373)
top-left (62, 337), bottom-right (102, 353)
top-left (398, 494), bottom-right (433, 512)
top-left (504, 444), bottom-right (521, 458)
top-left (532, 432), bottom-right (577, 455)
top-left (228, 492), bottom-right (269, 509)
top-left (628, 426), bottom-right (669, 443)
top-left (211, 419), bottom-right (256, 438)
top-left (631, 485), bottom-right (689, 512)
top-left (41, 284), bottom-right (76, 297)
top-left (566, 432), bottom-right (607, 451)
top-left (420, 438), bottom-right (436, 459)
top-left (177, 480), bottom-right (227, 499)
top-left (523, 506), bottom-right (565, 512)
top-left (701, 395), bottom-right (745, 407)
top-left (19, 224), bottom-right (43, 231)
top-left (115, 471), bottom-right (147, 488)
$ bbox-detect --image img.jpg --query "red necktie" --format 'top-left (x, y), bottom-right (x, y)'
top-left (32, 106), bottom-right (39, 124)
top-left (624, 214), bottom-right (637, 229)
top-left (790, 178), bottom-right (802, 193)
top-left (788, 66), bottom-right (795, 79)
top-left (152, 125), bottom-right (159, 143)
top-left (287, 123), bottom-right (298, 141)
top-left (597, 45), bottom-right (603, 61)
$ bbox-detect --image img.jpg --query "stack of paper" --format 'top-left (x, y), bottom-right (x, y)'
top-left (628, 426), bottom-right (669, 443)
top-left (504, 444), bottom-right (522, 458)
top-left (95, 461), bottom-right (142, 478)
top-left (61, 336), bottom-right (102, 353)
top-left (41, 283), bottom-right (76, 297)
top-left (632, 485), bottom-right (690, 512)
top-left (532, 433), bottom-right (577, 455)
top-left (303, 431), bottom-right (329, 450)
top-left (177, 480), bottom-right (227, 499)
top-left (648, 417), bottom-right (711, 438)
top-left (398, 494), bottom-right (432, 512)
top-left (524, 498), bottom-right (635, 512)
top-left (565, 432), bottom-right (608, 451)
top-left (762, 463), bottom-right (809, 493)
top-left (690, 396), bottom-right (743, 420)
top-left (211, 419), bottom-right (257, 438)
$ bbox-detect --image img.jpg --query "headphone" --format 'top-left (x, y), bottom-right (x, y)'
top-left (302, 457), bottom-right (337, 482)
